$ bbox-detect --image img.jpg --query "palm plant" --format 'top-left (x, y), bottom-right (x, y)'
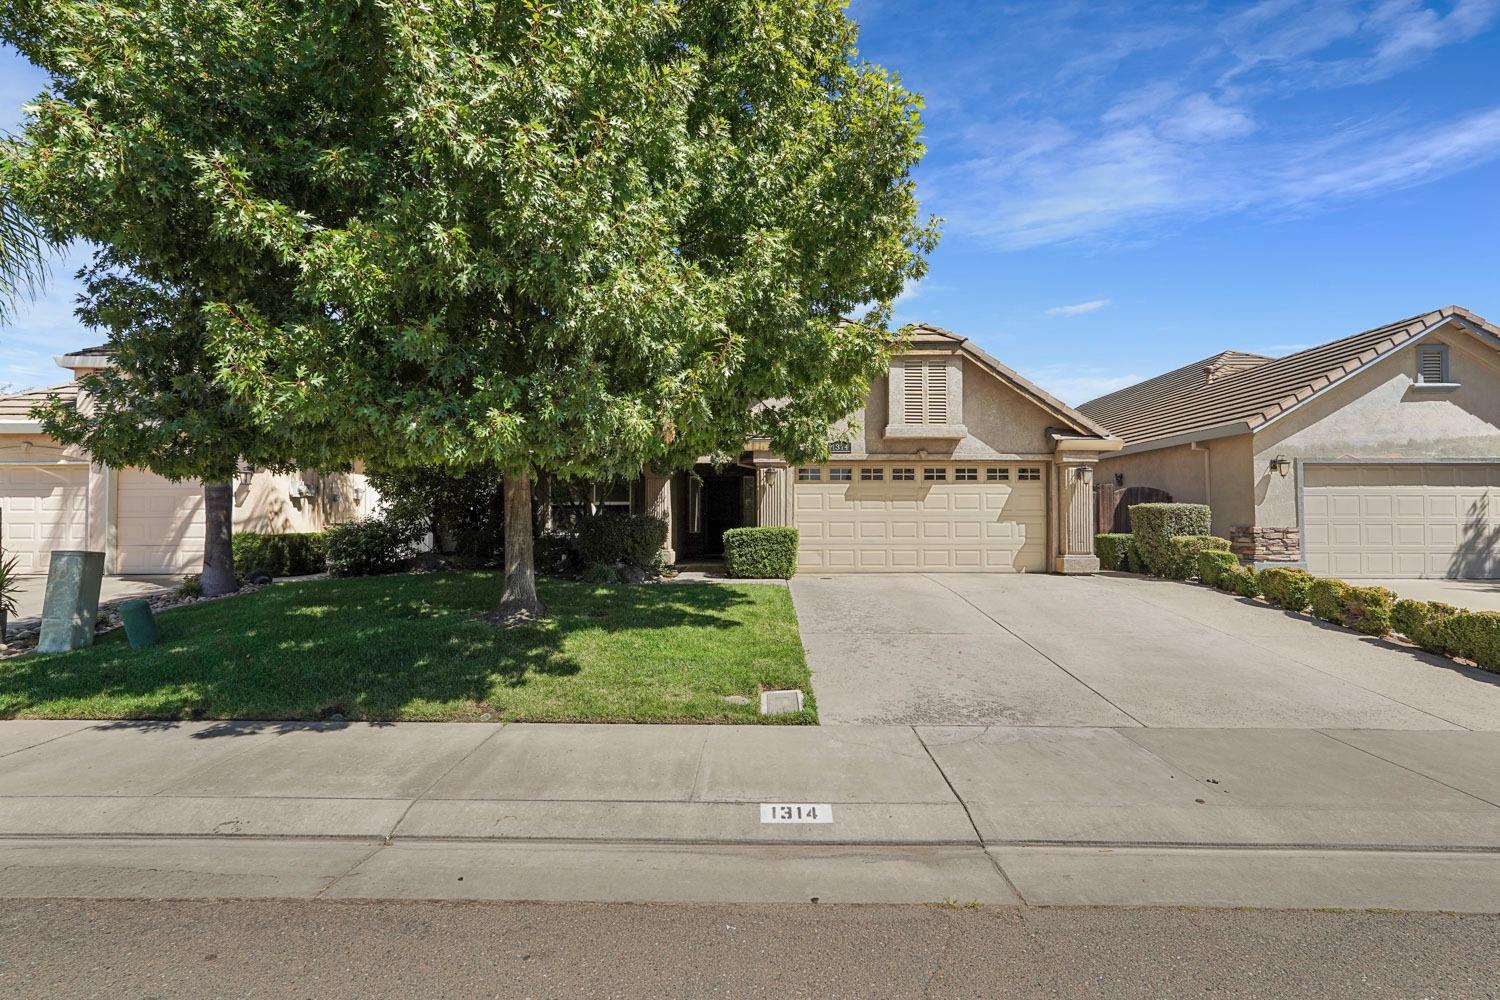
top-left (0, 190), bottom-right (49, 323)
top-left (0, 552), bottom-right (19, 642)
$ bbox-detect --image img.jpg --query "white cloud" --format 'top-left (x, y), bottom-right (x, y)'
top-left (1024, 366), bottom-right (1145, 406)
top-left (1157, 94), bottom-right (1256, 143)
top-left (1046, 299), bottom-right (1111, 317)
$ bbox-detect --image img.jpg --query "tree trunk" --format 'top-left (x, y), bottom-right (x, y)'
top-left (489, 467), bottom-right (544, 624)
top-left (200, 481), bottom-right (239, 598)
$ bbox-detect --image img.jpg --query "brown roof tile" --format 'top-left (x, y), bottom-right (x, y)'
top-left (0, 383), bottom-right (77, 421)
top-left (1077, 306), bottom-right (1499, 447)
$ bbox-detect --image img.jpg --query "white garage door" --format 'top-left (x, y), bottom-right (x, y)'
top-left (795, 462), bottom-right (1047, 572)
top-left (1304, 463), bottom-right (1500, 579)
top-left (116, 470), bottom-right (204, 574)
top-left (0, 465), bottom-right (88, 573)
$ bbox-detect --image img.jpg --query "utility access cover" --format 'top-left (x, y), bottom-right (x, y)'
top-left (760, 803), bottom-right (832, 824)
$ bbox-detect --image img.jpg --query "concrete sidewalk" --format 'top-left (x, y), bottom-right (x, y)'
top-left (2, 720), bottom-right (1499, 910)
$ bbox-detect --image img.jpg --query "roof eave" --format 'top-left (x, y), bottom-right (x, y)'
top-left (1114, 420), bottom-right (1253, 456)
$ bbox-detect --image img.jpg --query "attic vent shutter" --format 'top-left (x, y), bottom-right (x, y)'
top-left (1417, 345), bottom-right (1448, 384)
top-left (925, 363), bottom-right (949, 423)
top-left (903, 363), bottom-right (927, 423)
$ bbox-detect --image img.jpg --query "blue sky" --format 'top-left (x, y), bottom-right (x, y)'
top-left (3, 0), bottom-right (1499, 402)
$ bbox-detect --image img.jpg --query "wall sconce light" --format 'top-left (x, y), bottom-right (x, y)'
top-left (1114, 472), bottom-right (1125, 487)
top-left (236, 463), bottom-right (256, 487)
top-left (1270, 455), bottom-right (1292, 478)
top-left (1073, 466), bottom-right (1088, 481)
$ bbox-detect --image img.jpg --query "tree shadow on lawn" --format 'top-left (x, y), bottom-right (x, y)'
top-left (0, 573), bottom-right (769, 722)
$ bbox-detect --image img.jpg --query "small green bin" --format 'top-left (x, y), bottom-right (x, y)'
top-left (119, 599), bottom-right (160, 650)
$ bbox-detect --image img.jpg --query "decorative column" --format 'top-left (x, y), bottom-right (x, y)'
top-left (643, 472), bottom-right (675, 565)
top-left (1054, 457), bottom-right (1101, 574)
top-left (756, 464), bottom-right (793, 527)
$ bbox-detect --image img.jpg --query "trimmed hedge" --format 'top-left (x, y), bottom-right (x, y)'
top-left (574, 513), bottom-right (668, 570)
top-left (325, 518), bottom-right (418, 577)
top-left (1259, 567), bottom-right (1314, 613)
top-left (1129, 504), bottom-right (1212, 577)
top-left (1095, 533), bottom-right (1132, 572)
top-left (1125, 537), bottom-right (1145, 574)
top-left (1196, 549), bottom-right (1239, 588)
top-left (1393, 600), bottom-right (1457, 653)
top-left (723, 527), bottom-right (799, 579)
top-left (1166, 535), bottom-right (1231, 580)
top-left (1308, 578), bottom-right (1349, 625)
top-left (1437, 610), bottom-right (1500, 673)
top-left (232, 531), bottom-right (328, 577)
top-left (1225, 565), bottom-right (1260, 598)
top-left (1342, 584), bottom-right (1396, 636)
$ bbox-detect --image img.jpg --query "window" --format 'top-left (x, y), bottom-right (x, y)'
top-left (797, 467), bottom-right (821, 482)
top-left (1417, 344), bottom-right (1451, 384)
top-left (549, 477), bottom-right (634, 531)
top-left (923, 467), bottom-right (947, 481)
top-left (986, 467), bottom-right (1010, 482)
top-left (892, 467), bottom-right (915, 481)
top-left (955, 467), bottom-right (978, 481)
top-left (1018, 467), bottom-right (1042, 481)
top-left (902, 360), bottom-right (950, 424)
top-left (829, 467), bottom-right (852, 482)
top-left (860, 467), bottom-right (884, 481)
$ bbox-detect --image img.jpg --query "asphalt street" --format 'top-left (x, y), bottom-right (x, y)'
top-left (2, 898), bottom-right (1496, 999)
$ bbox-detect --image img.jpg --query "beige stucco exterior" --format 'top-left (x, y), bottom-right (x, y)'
top-left (1093, 318), bottom-right (1500, 573)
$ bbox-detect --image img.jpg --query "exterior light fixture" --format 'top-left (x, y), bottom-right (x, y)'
top-left (236, 463), bottom-right (256, 487)
top-left (1270, 455), bottom-right (1292, 478)
top-left (1074, 466), bottom-right (1088, 480)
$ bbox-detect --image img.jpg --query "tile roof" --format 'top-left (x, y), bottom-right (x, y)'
top-left (1077, 306), bottom-right (1500, 448)
top-left (61, 344), bottom-right (112, 357)
top-left (0, 382), bottom-right (77, 421)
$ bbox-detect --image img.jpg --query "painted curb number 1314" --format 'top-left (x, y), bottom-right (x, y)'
top-left (760, 803), bottom-right (833, 824)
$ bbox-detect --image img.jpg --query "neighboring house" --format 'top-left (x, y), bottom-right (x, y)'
top-left (1079, 306), bottom-right (1500, 580)
top-left (642, 324), bottom-right (1123, 573)
top-left (0, 347), bottom-right (378, 575)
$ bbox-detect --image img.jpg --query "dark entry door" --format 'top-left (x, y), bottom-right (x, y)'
top-left (700, 475), bottom-right (743, 556)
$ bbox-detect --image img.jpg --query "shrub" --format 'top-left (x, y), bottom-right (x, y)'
top-left (534, 533), bottom-right (577, 576)
top-left (582, 562), bottom-right (619, 585)
top-left (1259, 567), bottom-right (1314, 613)
top-left (365, 462), bottom-right (505, 559)
top-left (1393, 600), bottom-right (1459, 654)
top-left (1166, 535), bottom-right (1231, 580)
top-left (1342, 584), bottom-right (1396, 636)
top-left (324, 518), bottom-right (419, 577)
top-left (1197, 549), bottom-right (1239, 588)
top-left (1308, 578), bottom-right (1350, 625)
top-left (1435, 610), bottom-right (1500, 673)
top-left (1125, 537), bottom-right (1146, 574)
top-left (1095, 533), bottom-right (1132, 571)
top-left (723, 526), bottom-right (800, 579)
top-left (232, 531), bottom-right (328, 577)
top-left (1227, 565), bottom-right (1260, 598)
top-left (176, 574), bottom-right (203, 598)
top-left (1129, 503), bottom-right (1212, 576)
top-left (574, 512), bottom-right (668, 570)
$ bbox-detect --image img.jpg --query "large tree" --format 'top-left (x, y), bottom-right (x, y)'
top-left (32, 256), bottom-right (349, 596)
top-left (3, 1), bottom-right (936, 621)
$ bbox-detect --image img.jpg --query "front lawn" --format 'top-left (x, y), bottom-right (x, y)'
top-left (0, 573), bottom-right (816, 724)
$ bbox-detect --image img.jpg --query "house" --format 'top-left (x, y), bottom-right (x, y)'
top-left (1079, 306), bottom-right (1500, 580)
top-left (643, 324), bottom-right (1123, 574)
top-left (0, 347), bottom-right (378, 575)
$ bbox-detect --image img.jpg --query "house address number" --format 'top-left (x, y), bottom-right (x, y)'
top-left (760, 803), bottom-right (833, 824)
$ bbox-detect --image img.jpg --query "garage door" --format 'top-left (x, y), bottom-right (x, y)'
top-left (0, 465), bottom-right (88, 573)
top-left (1304, 463), bottom-right (1500, 579)
top-left (794, 462), bottom-right (1047, 572)
top-left (116, 470), bottom-right (204, 574)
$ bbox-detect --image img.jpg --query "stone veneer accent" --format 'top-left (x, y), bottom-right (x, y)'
top-left (1229, 526), bottom-right (1300, 563)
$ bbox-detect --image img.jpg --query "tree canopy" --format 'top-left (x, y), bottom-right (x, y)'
top-left (2, 0), bottom-right (937, 615)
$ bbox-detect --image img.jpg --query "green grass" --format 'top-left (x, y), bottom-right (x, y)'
top-left (0, 573), bottom-right (816, 724)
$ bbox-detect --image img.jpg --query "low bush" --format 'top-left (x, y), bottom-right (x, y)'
top-left (177, 575), bottom-right (203, 599)
top-left (1125, 537), bottom-right (1146, 574)
top-left (723, 527), bottom-right (800, 579)
top-left (534, 533), bottom-right (577, 577)
top-left (1095, 533), bottom-right (1132, 571)
top-left (574, 513), bottom-right (668, 570)
top-left (1435, 609), bottom-right (1500, 673)
top-left (1393, 600), bottom-right (1458, 653)
top-left (1259, 567), bottom-right (1314, 613)
top-left (1308, 578), bottom-right (1349, 625)
top-left (1228, 565), bottom-right (1261, 598)
top-left (1341, 584), bottom-right (1396, 636)
top-left (1196, 549), bottom-right (1239, 588)
top-left (582, 562), bottom-right (619, 586)
top-left (1166, 535), bottom-right (1231, 580)
top-left (1129, 503), bottom-right (1212, 577)
top-left (324, 518), bottom-right (419, 577)
top-left (232, 531), bottom-right (328, 577)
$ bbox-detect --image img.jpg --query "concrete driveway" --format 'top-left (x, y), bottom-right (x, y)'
top-left (1361, 579), bottom-right (1500, 612)
top-left (12, 575), bottom-right (180, 621)
top-left (791, 573), bottom-right (1500, 729)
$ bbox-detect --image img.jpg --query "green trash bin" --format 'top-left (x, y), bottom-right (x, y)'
top-left (119, 599), bottom-right (160, 650)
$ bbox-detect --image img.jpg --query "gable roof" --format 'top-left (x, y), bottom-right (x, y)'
top-left (1077, 306), bottom-right (1500, 451)
top-left (0, 383), bottom-right (77, 422)
top-left (903, 322), bottom-right (1119, 442)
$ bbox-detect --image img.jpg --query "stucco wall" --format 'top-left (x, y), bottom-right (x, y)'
top-left (1253, 329), bottom-right (1500, 526)
top-left (1093, 434), bottom-right (1253, 538)
top-left (836, 354), bottom-right (1059, 460)
top-left (235, 469), bottom-right (375, 534)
